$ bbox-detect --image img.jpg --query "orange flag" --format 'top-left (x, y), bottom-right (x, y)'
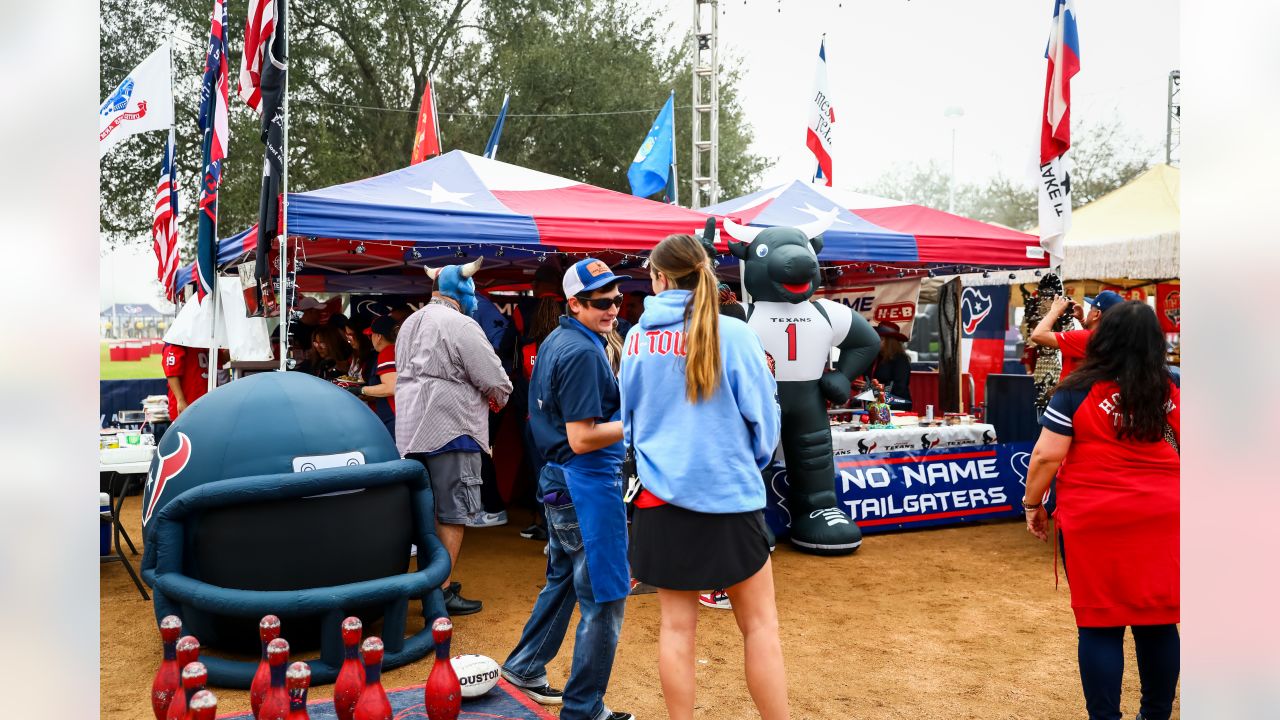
top-left (411, 75), bottom-right (442, 164)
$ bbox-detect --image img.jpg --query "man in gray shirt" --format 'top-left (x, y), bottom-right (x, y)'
top-left (396, 258), bottom-right (512, 615)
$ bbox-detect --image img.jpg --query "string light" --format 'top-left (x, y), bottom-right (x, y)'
top-left (353, 243), bottom-right (366, 255)
top-left (411, 248), bottom-right (421, 259)
top-left (495, 247), bottom-right (504, 257)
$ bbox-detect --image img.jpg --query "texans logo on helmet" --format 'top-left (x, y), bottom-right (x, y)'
top-left (143, 432), bottom-right (192, 525)
top-left (960, 288), bottom-right (993, 335)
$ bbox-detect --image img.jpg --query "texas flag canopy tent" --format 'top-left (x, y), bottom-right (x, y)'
top-left (703, 180), bottom-right (1049, 271)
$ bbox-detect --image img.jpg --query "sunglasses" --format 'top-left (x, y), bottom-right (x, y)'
top-left (576, 294), bottom-right (624, 310)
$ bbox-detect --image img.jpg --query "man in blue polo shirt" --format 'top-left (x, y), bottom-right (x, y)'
top-left (501, 258), bottom-right (634, 720)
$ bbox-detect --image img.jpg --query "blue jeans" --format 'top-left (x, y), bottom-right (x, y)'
top-left (1078, 625), bottom-right (1180, 720)
top-left (502, 502), bottom-right (626, 720)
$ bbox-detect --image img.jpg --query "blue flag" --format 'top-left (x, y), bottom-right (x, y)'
top-left (483, 94), bottom-right (509, 160)
top-left (628, 93), bottom-right (675, 199)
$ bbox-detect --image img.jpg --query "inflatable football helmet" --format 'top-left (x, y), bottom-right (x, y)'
top-left (140, 371), bottom-right (450, 688)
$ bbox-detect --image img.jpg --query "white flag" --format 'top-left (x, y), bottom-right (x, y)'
top-left (100, 43), bottom-right (174, 158)
top-left (1036, 155), bottom-right (1071, 262)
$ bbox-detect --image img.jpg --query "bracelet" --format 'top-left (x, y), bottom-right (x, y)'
top-left (1021, 499), bottom-right (1042, 510)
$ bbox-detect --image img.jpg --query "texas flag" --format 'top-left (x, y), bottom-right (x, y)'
top-left (1037, 0), bottom-right (1080, 262)
top-left (806, 37), bottom-right (835, 187)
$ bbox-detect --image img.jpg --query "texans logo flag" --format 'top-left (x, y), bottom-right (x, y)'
top-left (195, 0), bottom-right (231, 302)
top-left (152, 128), bottom-right (181, 301)
top-left (411, 74), bottom-right (443, 164)
top-left (960, 286), bottom-right (1009, 405)
top-left (1037, 0), bottom-right (1080, 262)
top-left (628, 92), bottom-right (676, 200)
top-left (806, 37), bottom-right (835, 187)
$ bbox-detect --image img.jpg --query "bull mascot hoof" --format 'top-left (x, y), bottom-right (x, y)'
top-left (724, 211), bottom-right (880, 555)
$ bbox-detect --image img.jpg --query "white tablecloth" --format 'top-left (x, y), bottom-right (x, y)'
top-left (831, 424), bottom-right (997, 456)
top-left (100, 446), bottom-right (155, 474)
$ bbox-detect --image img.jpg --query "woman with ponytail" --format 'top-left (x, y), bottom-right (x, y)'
top-left (619, 233), bottom-right (787, 720)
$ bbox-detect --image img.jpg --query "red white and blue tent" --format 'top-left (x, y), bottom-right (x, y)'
top-left (702, 181), bottom-right (1049, 271)
top-left (177, 150), bottom-right (725, 290)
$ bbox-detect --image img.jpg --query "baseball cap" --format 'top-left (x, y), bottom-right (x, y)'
top-left (562, 258), bottom-right (623, 298)
top-left (363, 315), bottom-right (397, 338)
top-left (1083, 290), bottom-right (1124, 314)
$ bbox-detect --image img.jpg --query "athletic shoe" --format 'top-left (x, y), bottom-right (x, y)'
top-left (409, 544), bottom-right (417, 557)
top-left (467, 510), bottom-right (508, 528)
top-left (698, 590), bottom-right (732, 610)
top-left (519, 523), bottom-right (548, 541)
top-left (604, 712), bottom-right (636, 720)
top-left (500, 669), bottom-right (563, 705)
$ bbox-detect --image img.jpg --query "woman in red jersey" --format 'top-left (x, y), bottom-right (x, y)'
top-left (1024, 301), bottom-right (1180, 720)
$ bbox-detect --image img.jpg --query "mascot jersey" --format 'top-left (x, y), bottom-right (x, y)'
top-left (747, 299), bottom-right (854, 382)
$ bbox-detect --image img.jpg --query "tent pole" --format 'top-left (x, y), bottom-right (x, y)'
top-left (278, 0), bottom-right (291, 372)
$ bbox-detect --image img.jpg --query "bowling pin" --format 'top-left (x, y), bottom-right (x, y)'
top-left (175, 636), bottom-right (201, 674)
top-left (424, 618), bottom-right (461, 720)
top-left (334, 616), bottom-right (366, 720)
top-left (185, 689), bottom-right (218, 720)
top-left (258, 637), bottom-right (291, 720)
top-left (250, 615), bottom-right (282, 718)
top-left (352, 637), bottom-right (392, 720)
top-left (286, 661), bottom-right (311, 720)
top-left (151, 615), bottom-right (183, 720)
top-left (167, 661), bottom-right (208, 720)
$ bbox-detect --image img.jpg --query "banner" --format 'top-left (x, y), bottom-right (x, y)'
top-left (100, 43), bottom-right (174, 157)
top-left (1101, 284), bottom-right (1147, 302)
top-left (764, 442), bottom-right (1033, 536)
top-left (819, 278), bottom-right (921, 338)
top-left (806, 37), bottom-right (835, 186)
top-left (1156, 283), bottom-right (1180, 332)
top-left (960, 285), bottom-right (1009, 404)
top-left (628, 93), bottom-right (676, 199)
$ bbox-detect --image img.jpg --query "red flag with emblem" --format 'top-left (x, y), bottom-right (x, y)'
top-left (411, 75), bottom-right (442, 165)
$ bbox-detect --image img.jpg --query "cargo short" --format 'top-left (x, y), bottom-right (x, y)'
top-left (407, 451), bottom-right (483, 525)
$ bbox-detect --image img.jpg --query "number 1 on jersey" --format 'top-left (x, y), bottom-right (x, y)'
top-left (784, 322), bottom-right (797, 361)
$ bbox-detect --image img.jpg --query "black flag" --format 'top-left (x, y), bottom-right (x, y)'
top-left (254, 0), bottom-right (287, 313)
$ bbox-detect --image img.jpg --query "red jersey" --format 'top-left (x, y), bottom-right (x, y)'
top-left (1054, 329), bottom-right (1091, 380)
top-left (1041, 379), bottom-right (1180, 627)
top-left (375, 345), bottom-right (396, 414)
top-left (162, 344), bottom-right (210, 419)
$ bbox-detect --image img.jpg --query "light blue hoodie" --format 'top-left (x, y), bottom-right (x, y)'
top-left (619, 290), bottom-right (781, 513)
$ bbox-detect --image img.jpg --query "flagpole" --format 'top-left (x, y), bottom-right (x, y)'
top-left (278, 0), bottom-right (291, 372)
top-left (668, 90), bottom-right (679, 207)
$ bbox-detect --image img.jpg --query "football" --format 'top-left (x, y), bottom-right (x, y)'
top-left (450, 654), bottom-right (500, 698)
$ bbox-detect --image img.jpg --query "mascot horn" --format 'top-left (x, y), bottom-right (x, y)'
top-left (424, 256), bottom-right (484, 316)
top-left (726, 212), bottom-right (880, 554)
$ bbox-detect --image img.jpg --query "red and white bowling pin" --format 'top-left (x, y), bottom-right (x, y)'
top-left (175, 635), bottom-right (201, 673)
top-left (286, 661), bottom-right (311, 720)
top-left (184, 689), bottom-right (217, 720)
top-left (353, 637), bottom-right (392, 720)
top-left (334, 616), bottom-right (366, 720)
top-left (151, 615), bottom-right (183, 720)
top-left (167, 661), bottom-right (208, 720)
top-left (250, 615), bottom-right (282, 718)
top-left (258, 637), bottom-right (292, 720)
top-left (424, 618), bottom-right (461, 720)
top-left (168, 655), bottom-right (208, 717)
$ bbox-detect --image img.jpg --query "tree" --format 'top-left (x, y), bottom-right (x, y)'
top-left (99, 0), bottom-right (766, 259)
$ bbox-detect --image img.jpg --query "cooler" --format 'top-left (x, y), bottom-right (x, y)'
top-left (109, 342), bottom-right (126, 361)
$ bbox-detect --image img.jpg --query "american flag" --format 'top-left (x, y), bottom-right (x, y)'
top-left (195, 0), bottom-right (230, 301)
top-left (152, 128), bottom-right (181, 301)
top-left (237, 0), bottom-right (276, 113)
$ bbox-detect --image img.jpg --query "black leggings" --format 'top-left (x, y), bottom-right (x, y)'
top-left (1077, 624), bottom-right (1179, 720)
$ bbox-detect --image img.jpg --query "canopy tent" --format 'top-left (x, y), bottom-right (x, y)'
top-left (100, 303), bottom-right (172, 319)
top-left (972, 164), bottom-right (1180, 286)
top-left (702, 181), bottom-right (1050, 272)
top-left (176, 150), bottom-right (727, 292)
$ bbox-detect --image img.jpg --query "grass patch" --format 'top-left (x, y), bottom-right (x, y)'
top-left (100, 341), bottom-right (164, 380)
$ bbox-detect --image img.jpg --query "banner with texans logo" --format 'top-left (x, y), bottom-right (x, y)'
top-left (1156, 282), bottom-right (1180, 333)
top-left (764, 441), bottom-right (1033, 536)
top-left (961, 285), bottom-right (1009, 404)
top-left (819, 278), bottom-right (922, 338)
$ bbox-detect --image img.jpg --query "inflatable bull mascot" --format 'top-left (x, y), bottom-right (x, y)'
top-left (724, 214), bottom-right (880, 554)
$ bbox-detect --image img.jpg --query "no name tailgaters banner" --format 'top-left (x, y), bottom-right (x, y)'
top-left (763, 442), bottom-right (1032, 536)
top-left (819, 278), bottom-right (922, 338)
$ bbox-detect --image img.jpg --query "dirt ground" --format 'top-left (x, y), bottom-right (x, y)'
top-left (101, 502), bottom-right (1178, 719)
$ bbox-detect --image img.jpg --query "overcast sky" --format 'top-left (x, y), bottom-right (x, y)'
top-left (102, 0), bottom-right (1179, 306)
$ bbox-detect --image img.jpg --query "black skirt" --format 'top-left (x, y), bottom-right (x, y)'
top-left (629, 502), bottom-right (771, 591)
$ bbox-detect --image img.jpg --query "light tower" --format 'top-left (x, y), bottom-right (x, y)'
top-left (691, 0), bottom-right (719, 208)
